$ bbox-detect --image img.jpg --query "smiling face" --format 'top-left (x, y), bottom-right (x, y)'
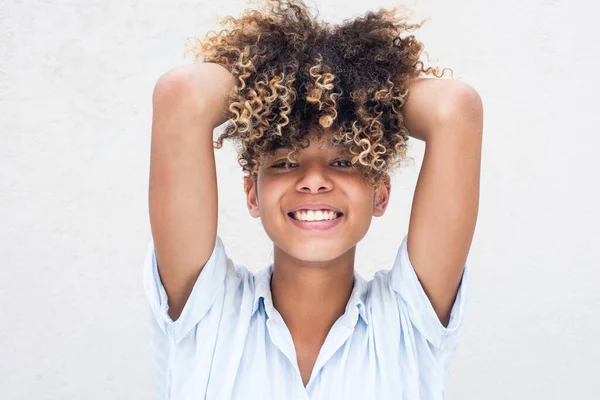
top-left (244, 130), bottom-right (391, 263)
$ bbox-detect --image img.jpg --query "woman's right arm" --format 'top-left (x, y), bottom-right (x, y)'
top-left (148, 63), bottom-right (236, 322)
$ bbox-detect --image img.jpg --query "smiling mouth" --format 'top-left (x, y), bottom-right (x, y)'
top-left (287, 212), bottom-right (343, 221)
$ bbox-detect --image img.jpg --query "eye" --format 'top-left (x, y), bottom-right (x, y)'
top-left (271, 161), bottom-right (298, 169)
top-left (333, 160), bottom-right (353, 168)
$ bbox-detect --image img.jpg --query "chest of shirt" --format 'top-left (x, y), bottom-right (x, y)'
top-left (163, 311), bottom-right (443, 400)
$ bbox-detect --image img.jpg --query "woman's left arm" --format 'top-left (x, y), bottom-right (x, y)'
top-left (400, 78), bottom-right (484, 327)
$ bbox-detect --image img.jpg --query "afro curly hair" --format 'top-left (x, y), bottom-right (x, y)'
top-left (183, 0), bottom-right (454, 192)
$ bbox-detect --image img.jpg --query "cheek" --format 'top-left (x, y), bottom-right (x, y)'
top-left (352, 192), bottom-right (377, 217)
top-left (348, 182), bottom-right (373, 201)
top-left (255, 182), bottom-right (283, 211)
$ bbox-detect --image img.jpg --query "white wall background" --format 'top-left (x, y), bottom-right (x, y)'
top-left (1, 0), bottom-right (598, 398)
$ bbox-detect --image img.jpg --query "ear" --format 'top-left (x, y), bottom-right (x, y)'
top-left (373, 174), bottom-right (391, 217)
top-left (244, 174), bottom-right (260, 218)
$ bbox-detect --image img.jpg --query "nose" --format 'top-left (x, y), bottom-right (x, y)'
top-left (296, 162), bottom-right (333, 193)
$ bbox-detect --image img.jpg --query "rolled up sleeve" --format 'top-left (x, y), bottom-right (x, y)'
top-left (142, 235), bottom-right (228, 344)
top-left (388, 233), bottom-right (471, 350)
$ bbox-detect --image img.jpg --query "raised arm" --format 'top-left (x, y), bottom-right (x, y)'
top-left (400, 78), bottom-right (483, 327)
top-left (148, 62), bottom-right (235, 321)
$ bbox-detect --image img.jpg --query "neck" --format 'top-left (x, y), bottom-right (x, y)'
top-left (270, 245), bottom-right (356, 341)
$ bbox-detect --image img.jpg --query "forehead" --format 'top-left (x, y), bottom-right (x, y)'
top-left (270, 135), bottom-right (341, 153)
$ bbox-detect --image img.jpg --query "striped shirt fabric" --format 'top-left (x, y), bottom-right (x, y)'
top-left (143, 234), bottom-right (471, 399)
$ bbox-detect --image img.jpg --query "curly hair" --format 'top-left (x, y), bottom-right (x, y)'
top-left (183, 0), bottom-right (453, 192)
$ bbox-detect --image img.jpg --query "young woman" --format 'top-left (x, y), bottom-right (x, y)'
top-left (144, 1), bottom-right (483, 398)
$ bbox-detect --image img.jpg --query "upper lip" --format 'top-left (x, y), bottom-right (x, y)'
top-left (288, 203), bottom-right (343, 215)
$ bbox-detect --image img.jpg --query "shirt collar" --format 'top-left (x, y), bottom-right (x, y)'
top-left (251, 263), bottom-right (370, 326)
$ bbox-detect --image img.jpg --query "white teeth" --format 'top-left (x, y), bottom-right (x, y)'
top-left (292, 210), bottom-right (340, 221)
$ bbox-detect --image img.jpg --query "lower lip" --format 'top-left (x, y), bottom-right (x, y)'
top-left (288, 213), bottom-right (343, 230)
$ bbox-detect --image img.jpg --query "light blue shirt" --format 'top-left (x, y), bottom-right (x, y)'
top-left (143, 234), bottom-right (471, 399)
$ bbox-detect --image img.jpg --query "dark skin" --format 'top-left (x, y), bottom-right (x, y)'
top-left (244, 131), bottom-right (391, 386)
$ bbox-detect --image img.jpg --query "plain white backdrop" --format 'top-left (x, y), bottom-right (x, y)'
top-left (1, 0), bottom-right (599, 398)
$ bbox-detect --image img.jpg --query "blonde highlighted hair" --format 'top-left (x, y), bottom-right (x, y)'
top-left (184, 0), bottom-right (453, 190)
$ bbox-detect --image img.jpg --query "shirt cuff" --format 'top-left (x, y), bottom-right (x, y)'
top-left (389, 233), bottom-right (471, 349)
top-left (142, 235), bottom-right (228, 344)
